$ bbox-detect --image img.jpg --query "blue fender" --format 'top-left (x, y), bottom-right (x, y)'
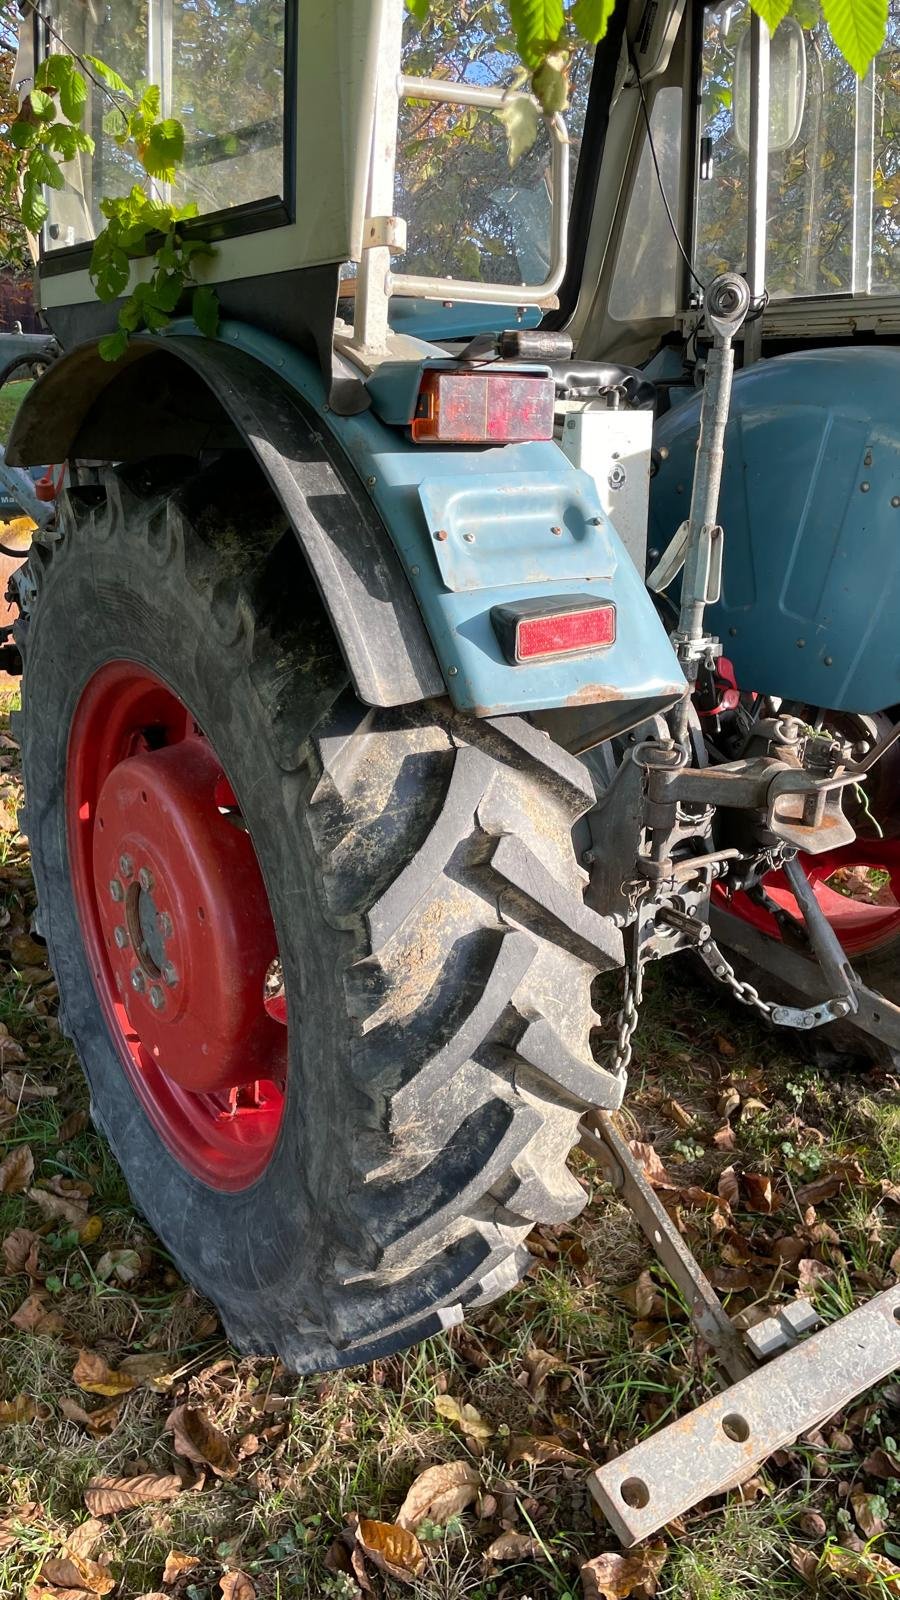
top-left (650, 347), bottom-right (900, 713)
top-left (8, 319), bottom-right (684, 723)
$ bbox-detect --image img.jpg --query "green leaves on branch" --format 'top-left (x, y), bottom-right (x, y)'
top-left (819, 0), bottom-right (888, 76)
top-left (12, 43), bottom-right (218, 360)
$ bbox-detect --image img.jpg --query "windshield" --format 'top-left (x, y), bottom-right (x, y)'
top-left (43, 0), bottom-right (287, 252)
top-left (695, 0), bottom-right (900, 298)
top-left (396, 3), bottom-right (593, 288)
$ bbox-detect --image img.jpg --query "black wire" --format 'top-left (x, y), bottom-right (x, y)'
top-left (627, 41), bottom-right (708, 296)
top-left (0, 541), bottom-right (31, 558)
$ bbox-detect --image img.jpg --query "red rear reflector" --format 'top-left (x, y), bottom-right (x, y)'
top-left (516, 605), bottom-right (616, 660)
top-left (411, 369), bottom-right (555, 444)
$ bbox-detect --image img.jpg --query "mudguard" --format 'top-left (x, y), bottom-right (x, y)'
top-left (8, 322), bottom-right (683, 721)
top-left (650, 348), bottom-right (900, 713)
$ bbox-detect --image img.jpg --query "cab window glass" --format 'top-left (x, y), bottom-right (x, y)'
top-left (44, 0), bottom-right (287, 251)
top-left (396, 3), bottom-right (593, 286)
top-left (695, 0), bottom-right (900, 297)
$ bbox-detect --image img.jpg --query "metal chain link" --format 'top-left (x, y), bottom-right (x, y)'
top-left (698, 936), bottom-right (775, 1019)
top-left (611, 957), bottom-right (645, 1075)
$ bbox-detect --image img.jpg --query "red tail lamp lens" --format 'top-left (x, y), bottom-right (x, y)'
top-left (517, 604), bottom-right (616, 660)
top-left (411, 370), bottom-right (555, 444)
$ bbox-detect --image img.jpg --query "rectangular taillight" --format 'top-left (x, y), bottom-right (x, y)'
top-left (411, 369), bottom-right (555, 444)
top-left (491, 597), bottom-right (617, 663)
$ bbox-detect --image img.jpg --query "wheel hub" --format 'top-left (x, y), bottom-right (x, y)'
top-left (92, 739), bottom-right (282, 1094)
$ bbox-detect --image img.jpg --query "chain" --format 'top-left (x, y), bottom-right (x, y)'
top-left (697, 935), bottom-right (775, 1019)
top-left (611, 956), bottom-right (644, 1075)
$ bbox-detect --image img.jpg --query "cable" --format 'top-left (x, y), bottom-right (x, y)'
top-left (0, 540), bottom-right (31, 558)
top-left (627, 43), bottom-right (707, 295)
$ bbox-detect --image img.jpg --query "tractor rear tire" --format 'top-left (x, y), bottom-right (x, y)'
top-left (14, 453), bottom-right (615, 1371)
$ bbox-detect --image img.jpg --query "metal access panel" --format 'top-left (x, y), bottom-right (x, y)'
top-left (559, 406), bottom-right (653, 576)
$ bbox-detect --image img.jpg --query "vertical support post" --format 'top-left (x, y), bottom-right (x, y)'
top-left (352, 0), bottom-right (404, 358)
top-left (851, 63), bottom-right (875, 295)
top-left (148, 0), bottom-right (175, 203)
top-left (744, 12), bottom-right (769, 366)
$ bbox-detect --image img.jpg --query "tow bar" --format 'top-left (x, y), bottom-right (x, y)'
top-left (580, 1113), bottom-right (900, 1545)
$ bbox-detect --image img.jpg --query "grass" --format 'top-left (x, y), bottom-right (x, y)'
top-left (0, 381), bottom-right (32, 449)
top-left (0, 681), bottom-right (898, 1599)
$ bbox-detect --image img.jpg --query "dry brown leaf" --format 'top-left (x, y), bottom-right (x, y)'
top-left (619, 1269), bottom-right (665, 1319)
top-left (797, 1259), bottom-right (833, 1295)
top-left (797, 1510), bottom-right (827, 1539)
top-left (10, 1290), bottom-right (66, 1335)
top-left (717, 1166), bottom-right (740, 1207)
top-left (2, 1225), bottom-right (41, 1275)
top-left (39, 1555), bottom-right (115, 1596)
top-left (166, 1404), bottom-right (238, 1478)
top-left (59, 1395), bottom-right (124, 1438)
top-left (57, 1108), bottom-right (90, 1145)
top-left (162, 1550), bottom-right (199, 1585)
top-left (395, 1460), bottom-right (480, 1532)
top-left (134, 1594), bottom-right (169, 1600)
top-left (715, 1033), bottom-right (737, 1057)
top-left (0, 1142), bottom-right (34, 1194)
top-left (507, 1433), bottom-right (593, 1468)
top-left (483, 1532), bottom-right (547, 1563)
top-left (355, 1518), bottom-right (425, 1583)
top-left (63, 1522), bottom-right (105, 1561)
top-left (743, 1172), bottom-right (777, 1213)
top-left (95, 1249), bottom-right (142, 1285)
top-left (789, 1544), bottom-right (820, 1583)
top-left (628, 1141), bottom-right (678, 1190)
top-left (860, 1446), bottom-right (900, 1478)
top-left (11, 934), bottom-right (50, 967)
top-left (325, 1529), bottom-right (372, 1594)
top-left (27, 1187), bottom-right (88, 1228)
top-left (118, 1353), bottom-right (177, 1383)
top-left (820, 1545), bottom-right (900, 1592)
top-left (713, 1124), bottom-right (736, 1151)
top-left (580, 1547), bottom-right (668, 1600)
top-left (850, 1488), bottom-right (886, 1539)
top-left (433, 1392), bottom-right (493, 1441)
top-left (662, 1097), bottom-right (695, 1130)
top-left (0, 1501), bottom-right (43, 1553)
top-left (0, 1393), bottom-right (48, 1423)
top-left (73, 1350), bottom-right (136, 1398)
top-left (219, 1573), bottom-right (256, 1600)
top-left (3, 1071), bottom-right (57, 1101)
top-left (84, 1473), bottom-right (183, 1516)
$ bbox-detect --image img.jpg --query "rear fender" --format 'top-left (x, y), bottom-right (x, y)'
top-left (650, 348), bottom-right (900, 714)
top-left (8, 322), bottom-right (683, 721)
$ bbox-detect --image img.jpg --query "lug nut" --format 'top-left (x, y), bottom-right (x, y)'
top-left (161, 961), bottom-right (178, 987)
top-left (149, 985), bottom-right (165, 1011)
top-left (130, 968), bottom-right (145, 993)
top-left (109, 878), bottom-right (124, 902)
top-left (119, 854), bottom-right (134, 878)
top-left (159, 912), bottom-right (173, 940)
top-left (114, 926), bottom-right (129, 949)
top-left (139, 866), bottom-right (154, 892)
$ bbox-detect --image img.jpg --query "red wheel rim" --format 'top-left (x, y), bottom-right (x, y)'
top-left (722, 840), bottom-right (900, 959)
top-left (67, 663), bottom-right (287, 1190)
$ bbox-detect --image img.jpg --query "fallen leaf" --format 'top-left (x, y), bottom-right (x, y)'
top-left (717, 1166), bottom-right (740, 1207)
top-left (713, 1124), bottom-right (736, 1150)
top-left (73, 1350), bottom-right (136, 1397)
top-left (0, 1393), bottom-right (48, 1423)
top-left (628, 1142), bottom-right (678, 1190)
top-left (797, 1163), bottom-right (864, 1207)
top-left (0, 1142), bottom-right (34, 1194)
top-left (57, 1108), bottom-right (89, 1144)
top-left (326, 1528), bottom-right (372, 1593)
top-left (743, 1172), bottom-right (778, 1213)
top-left (11, 934), bottom-right (49, 967)
top-left (507, 1433), bottom-right (593, 1468)
top-left (860, 1446), bottom-right (900, 1478)
top-left (798, 1510), bottom-right (827, 1539)
top-left (219, 1574), bottom-right (256, 1600)
top-left (715, 1033), bottom-right (737, 1057)
top-left (395, 1460), bottom-right (480, 1532)
top-left (162, 1550), bottom-right (199, 1585)
top-left (2, 1225), bottom-right (41, 1275)
top-left (39, 1555), bottom-right (115, 1595)
top-left (434, 1393), bottom-right (493, 1442)
top-left (166, 1404), bottom-right (238, 1478)
top-left (662, 1097), bottom-right (696, 1130)
top-left (789, 1544), bottom-right (820, 1583)
top-left (118, 1353), bottom-right (178, 1383)
top-left (797, 1259), bottom-right (833, 1295)
top-left (63, 1522), bottom-right (105, 1561)
top-left (484, 1531), bottom-right (547, 1563)
top-left (27, 1187), bottom-right (88, 1228)
top-left (580, 1547), bottom-right (668, 1599)
top-left (84, 1473), bottom-right (183, 1516)
top-left (355, 1518), bottom-right (425, 1582)
top-left (851, 1488), bottom-right (886, 1538)
top-left (59, 1396), bottom-right (124, 1438)
top-left (820, 1544), bottom-right (900, 1592)
top-left (0, 1501), bottom-right (43, 1552)
top-left (95, 1249), bottom-right (142, 1285)
top-left (3, 1071), bottom-right (57, 1101)
top-left (10, 1290), bottom-right (65, 1335)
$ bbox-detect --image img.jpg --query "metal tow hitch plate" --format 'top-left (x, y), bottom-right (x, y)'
top-left (589, 1285), bottom-right (900, 1545)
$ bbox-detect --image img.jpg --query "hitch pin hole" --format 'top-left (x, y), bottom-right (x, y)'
top-left (722, 1413), bottom-right (750, 1443)
top-left (620, 1478), bottom-right (650, 1509)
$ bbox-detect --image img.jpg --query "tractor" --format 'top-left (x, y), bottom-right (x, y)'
top-left (4, 0), bottom-right (899, 1540)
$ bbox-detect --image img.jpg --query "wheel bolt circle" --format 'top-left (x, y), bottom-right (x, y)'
top-left (149, 985), bottom-right (165, 1011)
top-left (131, 967), bottom-right (145, 993)
top-left (139, 866), bottom-right (154, 892)
top-left (109, 878), bottom-right (124, 902)
top-left (119, 853), bottom-right (134, 878)
top-left (114, 926), bottom-right (129, 949)
top-left (161, 961), bottom-right (178, 987)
